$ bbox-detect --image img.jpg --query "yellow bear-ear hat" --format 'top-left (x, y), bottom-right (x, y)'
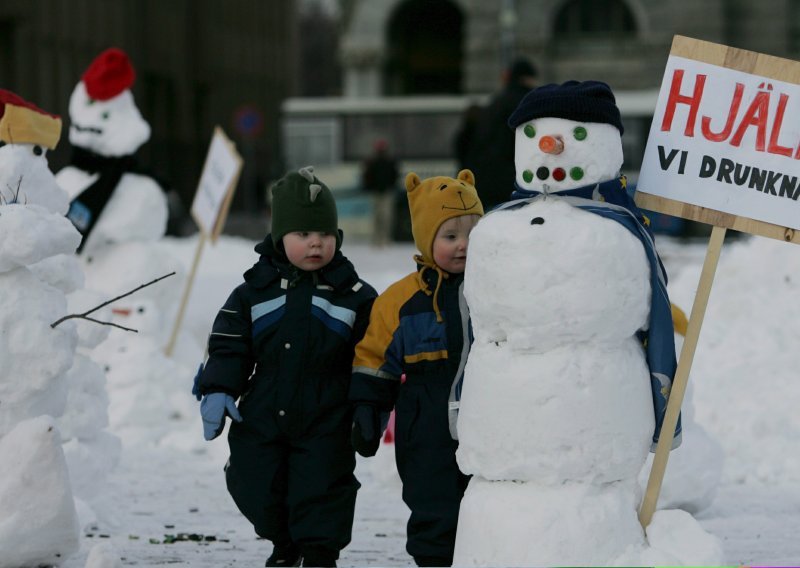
top-left (405, 168), bottom-right (484, 264)
top-left (0, 89), bottom-right (62, 150)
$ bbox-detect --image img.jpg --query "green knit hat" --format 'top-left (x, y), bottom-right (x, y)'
top-left (271, 166), bottom-right (340, 249)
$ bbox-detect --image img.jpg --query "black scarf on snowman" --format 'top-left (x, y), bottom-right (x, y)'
top-left (501, 175), bottom-right (682, 451)
top-left (65, 145), bottom-right (164, 252)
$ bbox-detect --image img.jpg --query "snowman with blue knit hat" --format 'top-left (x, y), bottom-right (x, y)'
top-left (452, 81), bottom-right (724, 566)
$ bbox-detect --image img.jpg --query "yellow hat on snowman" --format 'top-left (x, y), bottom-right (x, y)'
top-left (405, 169), bottom-right (484, 265)
top-left (0, 89), bottom-right (62, 150)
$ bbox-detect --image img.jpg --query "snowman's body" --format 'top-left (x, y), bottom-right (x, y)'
top-left (451, 82), bottom-right (716, 566)
top-left (454, 198), bottom-right (655, 565)
top-left (58, 166), bottom-right (166, 252)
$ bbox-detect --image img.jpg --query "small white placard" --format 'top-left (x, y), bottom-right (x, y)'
top-left (190, 127), bottom-right (243, 241)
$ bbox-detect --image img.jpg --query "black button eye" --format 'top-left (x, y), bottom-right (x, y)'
top-left (137, 307), bottom-right (145, 314)
top-left (33, 145), bottom-right (43, 156)
top-left (531, 217), bottom-right (545, 225)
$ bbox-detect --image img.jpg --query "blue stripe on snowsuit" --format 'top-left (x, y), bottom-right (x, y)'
top-left (500, 176), bottom-right (681, 450)
top-left (311, 296), bottom-right (356, 340)
top-left (251, 297), bottom-right (286, 337)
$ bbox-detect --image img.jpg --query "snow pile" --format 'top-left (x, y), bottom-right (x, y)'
top-left (638, 335), bottom-right (724, 514)
top-left (670, 235), bottom-right (800, 484)
top-left (0, 417), bottom-right (81, 567)
top-left (0, 138), bottom-right (82, 565)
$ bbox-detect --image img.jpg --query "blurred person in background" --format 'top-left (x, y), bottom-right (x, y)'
top-left (459, 58), bottom-right (538, 209)
top-left (361, 139), bottom-right (399, 247)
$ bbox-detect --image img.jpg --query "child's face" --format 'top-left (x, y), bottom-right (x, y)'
top-left (283, 231), bottom-right (337, 271)
top-left (432, 215), bottom-right (480, 274)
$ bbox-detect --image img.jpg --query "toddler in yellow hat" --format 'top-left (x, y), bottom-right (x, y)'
top-left (349, 169), bottom-right (483, 567)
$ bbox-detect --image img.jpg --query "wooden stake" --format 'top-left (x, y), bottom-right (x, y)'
top-left (639, 224), bottom-right (727, 528)
top-left (165, 231), bottom-right (207, 357)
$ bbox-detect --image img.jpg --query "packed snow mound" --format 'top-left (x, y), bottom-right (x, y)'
top-left (0, 267), bottom-right (77, 437)
top-left (0, 143), bottom-right (70, 214)
top-left (30, 253), bottom-right (85, 294)
top-left (84, 541), bottom-right (123, 568)
top-left (465, 198), bottom-right (650, 351)
top-left (454, 478), bottom-right (646, 566)
top-left (77, 173), bottom-right (168, 253)
top-left (669, 235), bottom-right (800, 484)
top-left (639, 418), bottom-right (724, 514)
top-left (0, 204), bottom-right (81, 272)
top-left (81, 241), bottom-right (181, 339)
top-left (0, 416), bottom-right (80, 568)
top-left (67, 288), bottom-right (113, 349)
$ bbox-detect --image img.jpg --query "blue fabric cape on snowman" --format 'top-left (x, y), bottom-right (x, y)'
top-left (499, 175), bottom-right (682, 450)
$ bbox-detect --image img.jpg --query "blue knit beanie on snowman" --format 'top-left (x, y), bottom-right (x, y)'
top-left (507, 80), bottom-right (624, 134)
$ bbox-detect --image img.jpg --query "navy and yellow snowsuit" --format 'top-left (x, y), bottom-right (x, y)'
top-left (197, 236), bottom-right (376, 560)
top-left (350, 264), bottom-right (471, 566)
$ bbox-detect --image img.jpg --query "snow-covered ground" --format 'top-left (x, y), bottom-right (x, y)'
top-left (58, 233), bottom-right (800, 567)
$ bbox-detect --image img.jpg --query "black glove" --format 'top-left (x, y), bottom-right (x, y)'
top-left (351, 405), bottom-right (389, 458)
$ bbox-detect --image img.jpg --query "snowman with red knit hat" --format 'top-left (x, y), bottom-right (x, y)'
top-left (58, 47), bottom-right (168, 255)
top-left (57, 47), bottom-right (184, 343)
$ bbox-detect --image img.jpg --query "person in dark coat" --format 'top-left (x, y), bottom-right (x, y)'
top-left (361, 138), bottom-right (399, 246)
top-left (349, 169), bottom-right (484, 567)
top-left (460, 58), bottom-right (537, 209)
top-left (195, 166), bottom-right (377, 568)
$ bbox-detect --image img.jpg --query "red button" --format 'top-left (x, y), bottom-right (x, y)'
top-left (553, 168), bottom-right (566, 181)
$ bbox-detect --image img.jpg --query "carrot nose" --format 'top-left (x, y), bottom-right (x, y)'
top-left (112, 307), bottom-right (131, 316)
top-left (539, 135), bottom-right (564, 155)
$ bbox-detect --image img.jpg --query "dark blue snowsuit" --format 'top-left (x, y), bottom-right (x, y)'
top-left (197, 236), bottom-right (376, 561)
top-left (350, 267), bottom-right (471, 566)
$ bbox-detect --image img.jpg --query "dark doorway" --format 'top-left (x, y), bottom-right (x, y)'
top-left (385, 0), bottom-right (464, 95)
top-left (554, 0), bottom-right (636, 37)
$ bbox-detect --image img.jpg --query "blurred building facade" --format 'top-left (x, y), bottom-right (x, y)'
top-left (339, 0), bottom-right (800, 96)
top-left (0, 0), bottom-right (296, 222)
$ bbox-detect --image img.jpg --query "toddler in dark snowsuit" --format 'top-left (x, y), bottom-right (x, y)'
top-left (195, 167), bottom-right (376, 567)
top-left (349, 169), bottom-right (484, 567)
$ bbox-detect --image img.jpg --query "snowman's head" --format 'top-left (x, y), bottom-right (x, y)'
top-left (0, 89), bottom-right (69, 214)
top-left (68, 48), bottom-right (150, 157)
top-left (509, 81), bottom-right (624, 193)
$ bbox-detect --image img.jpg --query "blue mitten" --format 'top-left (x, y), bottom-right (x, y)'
top-left (200, 393), bottom-right (243, 441)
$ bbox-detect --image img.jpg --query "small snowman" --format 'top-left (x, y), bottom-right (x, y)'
top-left (0, 89), bottom-right (81, 567)
top-left (58, 47), bottom-right (168, 255)
top-left (453, 82), bottom-right (721, 565)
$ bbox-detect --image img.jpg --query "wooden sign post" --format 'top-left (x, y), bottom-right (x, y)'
top-left (164, 127), bottom-right (243, 357)
top-left (636, 35), bottom-right (800, 528)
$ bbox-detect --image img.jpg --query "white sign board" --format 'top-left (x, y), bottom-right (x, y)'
top-left (190, 127), bottom-right (243, 241)
top-left (638, 44), bottom-right (800, 230)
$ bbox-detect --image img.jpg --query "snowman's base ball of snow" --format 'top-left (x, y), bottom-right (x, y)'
top-left (456, 339), bottom-right (654, 483)
top-left (453, 477), bottom-right (645, 567)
